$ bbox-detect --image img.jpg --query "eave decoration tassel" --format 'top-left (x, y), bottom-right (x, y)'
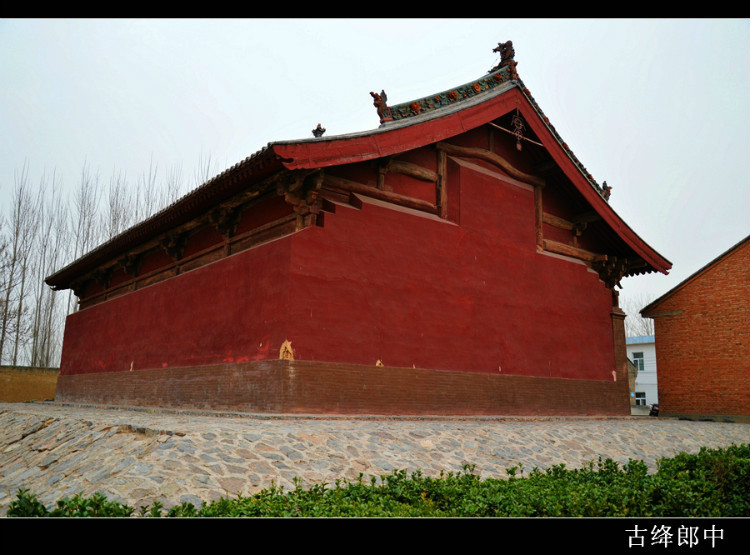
top-left (512, 108), bottom-right (525, 151)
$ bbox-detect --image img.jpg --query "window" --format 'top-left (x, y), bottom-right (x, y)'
top-left (632, 352), bottom-right (644, 371)
top-left (635, 392), bottom-right (647, 406)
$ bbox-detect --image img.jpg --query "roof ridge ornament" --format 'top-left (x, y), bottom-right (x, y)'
top-left (365, 41), bottom-right (608, 201)
top-left (489, 40), bottom-right (519, 80)
top-left (370, 90), bottom-right (393, 124)
top-left (371, 42), bottom-right (520, 126)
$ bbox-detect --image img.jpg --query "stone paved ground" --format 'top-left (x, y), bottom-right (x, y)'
top-left (1, 401), bottom-right (748, 515)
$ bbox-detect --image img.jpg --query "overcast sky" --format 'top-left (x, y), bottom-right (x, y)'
top-left (1, 18), bottom-right (748, 310)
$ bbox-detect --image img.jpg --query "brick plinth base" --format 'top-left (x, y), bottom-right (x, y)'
top-left (55, 360), bottom-right (630, 416)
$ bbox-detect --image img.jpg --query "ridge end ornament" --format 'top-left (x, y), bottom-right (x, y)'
top-left (370, 90), bottom-right (393, 124)
top-left (489, 40), bottom-right (519, 79)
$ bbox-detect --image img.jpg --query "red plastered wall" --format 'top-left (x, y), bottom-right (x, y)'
top-left (286, 161), bottom-right (615, 379)
top-left (59, 161), bottom-right (616, 382)
top-left (59, 237), bottom-right (292, 376)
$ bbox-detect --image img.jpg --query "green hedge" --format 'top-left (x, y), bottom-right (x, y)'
top-left (7, 443), bottom-right (749, 517)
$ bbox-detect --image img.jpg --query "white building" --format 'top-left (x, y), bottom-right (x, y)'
top-left (626, 335), bottom-right (658, 407)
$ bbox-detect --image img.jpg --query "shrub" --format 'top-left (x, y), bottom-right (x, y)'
top-left (7, 444), bottom-right (748, 518)
top-left (8, 490), bottom-right (134, 517)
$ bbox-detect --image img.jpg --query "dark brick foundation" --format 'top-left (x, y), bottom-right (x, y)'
top-left (55, 360), bottom-right (631, 416)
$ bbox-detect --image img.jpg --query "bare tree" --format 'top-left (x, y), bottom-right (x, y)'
top-left (0, 212), bottom-right (11, 359)
top-left (193, 150), bottom-right (217, 189)
top-left (66, 161), bottom-right (103, 315)
top-left (104, 168), bottom-right (135, 240)
top-left (28, 170), bottom-right (68, 366)
top-left (136, 156), bottom-right (160, 222)
top-left (622, 292), bottom-right (656, 337)
top-left (0, 155), bottom-right (216, 366)
top-left (161, 163), bottom-right (187, 209)
top-left (0, 166), bottom-right (41, 364)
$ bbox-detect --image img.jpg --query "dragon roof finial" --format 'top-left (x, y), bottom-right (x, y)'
top-left (489, 40), bottom-right (518, 79)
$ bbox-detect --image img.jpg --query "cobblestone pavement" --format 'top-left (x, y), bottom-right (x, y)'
top-left (1, 402), bottom-right (748, 514)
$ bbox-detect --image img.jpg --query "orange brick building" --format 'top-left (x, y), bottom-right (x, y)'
top-left (642, 235), bottom-right (750, 419)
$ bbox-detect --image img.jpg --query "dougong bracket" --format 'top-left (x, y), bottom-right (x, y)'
top-left (160, 231), bottom-right (189, 262)
top-left (92, 267), bottom-right (113, 290)
top-left (279, 172), bottom-right (325, 229)
top-left (209, 206), bottom-right (243, 238)
top-left (593, 256), bottom-right (630, 290)
top-left (118, 253), bottom-right (143, 278)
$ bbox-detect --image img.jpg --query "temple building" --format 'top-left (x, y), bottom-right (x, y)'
top-left (46, 42), bottom-right (671, 415)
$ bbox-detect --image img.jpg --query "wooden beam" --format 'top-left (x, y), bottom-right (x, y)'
top-left (572, 211), bottom-right (602, 225)
top-left (348, 193), bottom-right (363, 210)
top-left (533, 160), bottom-right (561, 177)
top-left (627, 259), bottom-right (649, 271)
top-left (387, 159), bottom-right (438, 183)
top-left (543, 239), bottom-right (607, 263)
top-left (229, 215), bottom-right (299, 256)
top-left (542, 212), bottom-right (575, 231)
top-left (543, 212), bottom-right (588, 241)
top-left (323, 174), bottom-right (437, 214)
top-left (436, 142), bottom-right (546, 188)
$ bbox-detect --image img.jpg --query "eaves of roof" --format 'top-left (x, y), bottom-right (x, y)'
top-left (46, 52), bottom-right (672, 289)
top-left (45, 145), bottom-right (284, 289)
top-left (513, 85), bottom-right (671, 276)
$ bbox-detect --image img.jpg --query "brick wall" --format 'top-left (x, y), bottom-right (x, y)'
top-left (649, 239), bottom-right (750, 417)
top-left (55, 359), bottom-right (631, 416)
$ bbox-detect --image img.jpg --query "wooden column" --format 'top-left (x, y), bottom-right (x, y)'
top-left (534, 184), bottom-right (544, 250)
top-left (436, 148), bottom-right (447, 219)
